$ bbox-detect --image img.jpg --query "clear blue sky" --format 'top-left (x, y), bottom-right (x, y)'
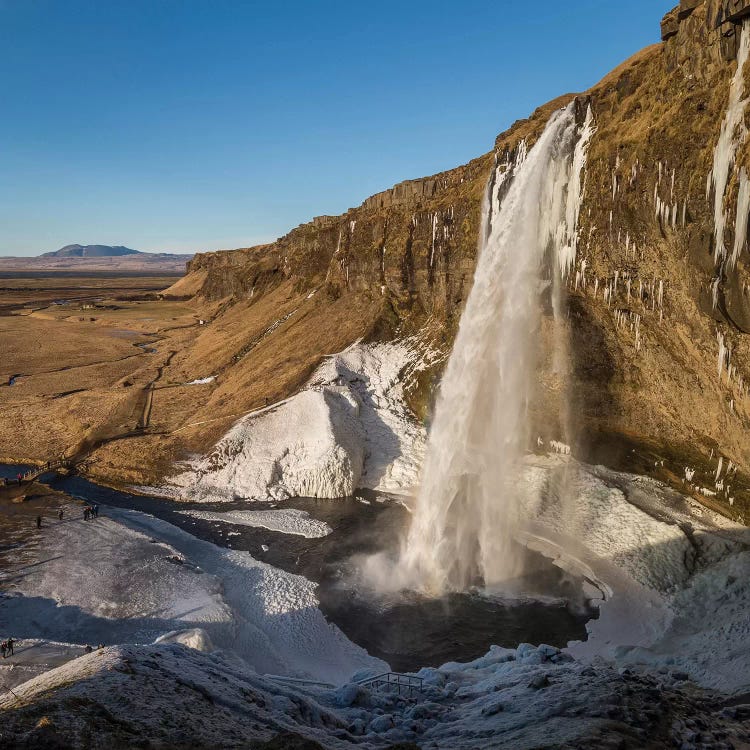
top-left (0, 0), bottom-right (669, 256)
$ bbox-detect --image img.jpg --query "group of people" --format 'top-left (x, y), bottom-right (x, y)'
top-left (1, 638), bottom-right (14, 658)
top-left (34, 505), bottom-right (101, 527)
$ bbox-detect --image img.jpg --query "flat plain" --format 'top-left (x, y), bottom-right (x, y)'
top-left (0, 268), bottom-right (205, 478)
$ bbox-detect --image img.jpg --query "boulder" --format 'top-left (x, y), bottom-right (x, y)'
top-left (723, 0), bottom-right (750, 22)
top-left (662, 8), bottom-right (680, 40)
top-left (679, 0), bottom-right (703, 19)
top-left (332, 682), bottom-right (368, 708)
top-left (480, 699), bottom-right (505, 716)
top-left (368, 713), bottom-right (395, 733)
top-left (528, 674), bottom-right (550, 690)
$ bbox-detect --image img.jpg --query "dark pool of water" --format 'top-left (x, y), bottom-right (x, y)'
top-left (0, 463), bottom-right (32, 480)
top-left (21, 471), bottom-right (596, 672)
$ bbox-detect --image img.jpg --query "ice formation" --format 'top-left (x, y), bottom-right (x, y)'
top-left (164, 340), bottom-right (434, 503)
top-left (400, 103), bottom-right (594, 593)
top-left (710, 19), bottom-right (750, 269)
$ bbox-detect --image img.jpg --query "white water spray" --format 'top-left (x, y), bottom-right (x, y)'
top-left (399, 103), bottom-right (594, 593)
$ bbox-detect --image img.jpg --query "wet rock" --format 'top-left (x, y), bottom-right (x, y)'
top-left (347, 719), bottom-right (366, 736)
top-left (406, 702), bottom-right (444, 721)
top-left (480, 699), bottom-right (505, 717)
top-left (528, 674), bottom-right (550, 690)
top-left (369, 714), bottom-right (395, 734)
top-left (537, 644), bottom-right (560, 659)
top-left (333, 683), bottom-right (368, 708)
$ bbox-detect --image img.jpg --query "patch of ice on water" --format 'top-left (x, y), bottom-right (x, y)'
top-left (179, 508), bottom-right (332, 538)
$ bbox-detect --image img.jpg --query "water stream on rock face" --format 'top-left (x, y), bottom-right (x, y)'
top-left (399, 102), bottom-right (594, 595)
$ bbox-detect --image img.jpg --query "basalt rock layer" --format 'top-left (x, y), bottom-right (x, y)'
top-left (95, 1), bottom-right (750, 520)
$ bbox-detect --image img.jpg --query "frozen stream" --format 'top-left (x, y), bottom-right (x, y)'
top-left (14, 470), bottom-right (596, 672)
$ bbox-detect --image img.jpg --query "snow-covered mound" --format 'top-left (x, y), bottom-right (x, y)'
top-left (2, 641), bottom-right (746, 749)
top-left (154, 627), bottom-right (215, 652)
top-left (625, 549), bottom-right (750, 692)
top-left (0, 505), bottom-right (383, 685)
top-left (521, 458), bottom-right (699, 593)
top-left (164, 339), bottom-right (435, 503)
top-left (170, 387), bottom-right (365, 502)
top-left (0, 643), bottom-right (352, 748)
top-left (512, 455), bottom-right (750, 692)
top-left (179, 508), bottom-right (333, 537)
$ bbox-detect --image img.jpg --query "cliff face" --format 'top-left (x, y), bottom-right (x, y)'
top-left (150, 1), bottom-right (750, 521)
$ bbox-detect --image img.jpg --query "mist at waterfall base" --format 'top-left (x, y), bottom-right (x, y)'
top-left (363, 102), bottom-right (595, 601)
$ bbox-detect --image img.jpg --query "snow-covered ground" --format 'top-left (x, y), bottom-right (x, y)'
top-left (514, 455), bottom-right (750, 693)
top-left (159, 339), bottom-right (437, 503)
top-left (2, 639), bottom-right (747, 748)
top-left (0, 505), bottom-right (383, 689)
top-left (178, 508), bottom-right (332, 538)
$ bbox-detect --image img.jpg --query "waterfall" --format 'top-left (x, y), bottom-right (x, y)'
top-left (711, 20), bottom-right (750, 269)
top-left (400, 102), bottom-right (594, 594)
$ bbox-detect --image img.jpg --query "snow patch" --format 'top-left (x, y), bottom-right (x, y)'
top-left (185, 376), bottom-right (216, 385)
top-left (179, 508), bottom-right (332, 538)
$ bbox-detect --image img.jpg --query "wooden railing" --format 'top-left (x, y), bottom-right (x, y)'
top-left (0, 457), bottom-right (72, 486)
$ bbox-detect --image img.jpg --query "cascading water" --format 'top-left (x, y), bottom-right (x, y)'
top-left (400, 102), bottom-right (594, 594)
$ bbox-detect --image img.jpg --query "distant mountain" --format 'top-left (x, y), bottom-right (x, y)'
top-left (42, 244), bottom-right (143, 258)
top-left (41, 244), bottom-right (192, 259)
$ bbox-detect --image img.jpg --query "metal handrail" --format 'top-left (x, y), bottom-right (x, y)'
top-left (355, 672), bottom-right (424, 699)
